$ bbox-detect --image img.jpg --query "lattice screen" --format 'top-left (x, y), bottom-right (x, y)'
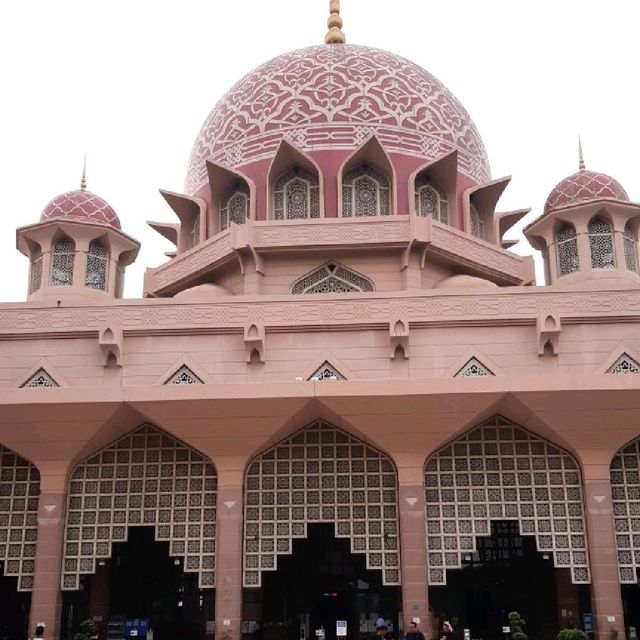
top-left (62, 424), bottom-right (216, 590)
top-left (0, 444), bottom-right (40, 591)
top-left (455, 358), bottom-right (493, 377)
top-left (424, 416), bottom-right (590, 585)
top-left (291, 261), bottom-right (374, 294)
top-left (243, 421), bottom-right (400, 587)
top-left (607, 354), bottom-right (640, 375)
top-left (21, 368), bottom-right (59, 388)
top-left (166, 366), bottom-right (203, 385)
top-left (308, 362), bottom-right (345, 381)
top-left (611, 437), bottom-right (640, 582)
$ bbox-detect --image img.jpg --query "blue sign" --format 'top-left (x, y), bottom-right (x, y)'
top-left (125, 619), bottom-right (149, 638)
top-left (583, 613), bottom-right (593, 633)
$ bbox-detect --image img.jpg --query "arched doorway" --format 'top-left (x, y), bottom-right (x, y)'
top-left (425, 417), bottom-right (591, 640)
top-left (0, 444), bottom-right (39, 640)
top-left (242, 421), bottom-right (401, 640)
top-left (60, 424), bottom-right (217, 640)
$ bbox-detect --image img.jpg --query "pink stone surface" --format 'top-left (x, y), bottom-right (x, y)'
top-left (40, 189), bottom-right (121, 229)
top-left (544, 170), bottom-right (629, 214)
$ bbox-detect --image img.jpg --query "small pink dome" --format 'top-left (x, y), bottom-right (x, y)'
top-left (40, 190), bottom-right (121, 229)
top-left (544, 170), bottom-right (629, 214)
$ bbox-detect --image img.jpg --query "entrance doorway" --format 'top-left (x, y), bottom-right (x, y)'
top-left (430, 521), bottom-right (566, 640)
top-left (249, 524), bottom-right (400, 640)
top-left (622, 572), bottom-right (640, 634)
top-left (0, 563), bottom-right (31, 640)
top-left (62, 527), bottom-right (210, 640)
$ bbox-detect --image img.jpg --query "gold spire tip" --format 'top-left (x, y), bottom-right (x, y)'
top-left (578, 136), bottom-right (585, 172)
top-left (80, 155), bottom-right (87, 190)
top-left (325, 0), bottom-right (346, 44)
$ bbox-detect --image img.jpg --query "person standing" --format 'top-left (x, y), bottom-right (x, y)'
top-left (405, 621), bottom-right (426, 640)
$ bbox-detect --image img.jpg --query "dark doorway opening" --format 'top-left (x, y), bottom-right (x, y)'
top-left (622, 571), bottom-right (640, 633)
top-left (0, 564), bottom-right (31, 640)
top-left (247, 523), bottom-right (400, 640)
top-left (430, 521), bottom-right (565, 640)
top-left (62, 527), bottom-right (211, 640)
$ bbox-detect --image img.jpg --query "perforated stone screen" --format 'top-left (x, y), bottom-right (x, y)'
top-left (62, 424), bottom-right (217, 590)
top-left (243, 421), bottom-right (400, 587)
top-left (424, 416), bottom-right (590, 585)
top-left (0, 444), bottom-right (40, 591)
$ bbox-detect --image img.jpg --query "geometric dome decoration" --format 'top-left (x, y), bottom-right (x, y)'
top-left (544, 169), bottom-right (629, 214)
top-left (185, 44), bottom-right (491, 195)
top-left (40, 189), bottom-right (121, 229)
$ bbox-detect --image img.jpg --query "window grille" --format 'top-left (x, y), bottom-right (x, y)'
top-left (470, 203), bottom-right (484, 239)
top-left (243, 420), bottom-right (400, 587)
top-left (85, 240), bottom-right (108, 291)
top-left (607, 353), bottom-right (640, 375)
top-left (424, 416), bottom-right (590, 586)
top-left (0, 444), bottom-right (40, 591)
top-left (220, 185), bottom-right (250, 231)
top-left (624, 223), bottom-right (638, 273)
top-left (342, 165), bottom-right (391, 217)
top-left (21, 368), bottom-right (59, 388)
top-left (166, 366), bottom-right (203, 384)
top-left (62, 423), bottom-right (217, 590)
top-left (190, 217), bottom-right (200, 247)
top-left (291, 262), bottom-right (374, 295)
top-left (50, 237), bottom-right (76, 286)
top-left (455, 357), bottom-right (493, 377)
top-left (29, 246), bottom-right (43, 294)
top-left (415, 176), bottom-right (448, 223)
top-left (556, 223), bottom-right (579, 276)
top-left (273, 169), bottom-right (320, 220)
top-left (588, 216), bottom-right (615, 269)
top-left (308, 362), bottom-right (345, 381)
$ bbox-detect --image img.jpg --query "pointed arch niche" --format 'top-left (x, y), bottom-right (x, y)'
top-left (339, 136), bottom-right (396, 218)
top-left (61, 423), bottom-right (217, 590)
top-left (424, 416), bottom-right (590, 586)
top-left (206, 160), bottom-right (255, 234)
top-left (243, 420), bottom-right (400, 587)
top-left (409, 151), bottom-right (456, 226)
top-left (268, 140), bottom-right (323, 220)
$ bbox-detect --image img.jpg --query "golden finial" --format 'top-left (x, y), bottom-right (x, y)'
top-left (325, 0), bottom-right (346, 44)
top-left (578, 137), bottom-right (585, 172)
top-left (80, 155), bottom-right (87, 190)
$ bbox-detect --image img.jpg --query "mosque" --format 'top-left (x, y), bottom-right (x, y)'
top-left (1, 2), bottom-right (640, 640)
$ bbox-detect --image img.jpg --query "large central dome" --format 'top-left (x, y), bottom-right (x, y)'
top-left (185, 44), bottom-right (490, 195)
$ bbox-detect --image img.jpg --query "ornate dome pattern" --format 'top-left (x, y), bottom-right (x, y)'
top-left (544, 170), bottom-right (629, 214)
top-left (40, 190), bottom-right (121, 229)
top-left (186, 44), bottom-right (491, 194)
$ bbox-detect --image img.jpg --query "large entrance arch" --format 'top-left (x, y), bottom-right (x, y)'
top-left (60, 424), bottom-right (217, 640)
top-left (0, 443), bottom-right (40, 640)
top-left (243, 421), bottom-right (401, 640)
top-left (424, 416), bottom-right (591, 640)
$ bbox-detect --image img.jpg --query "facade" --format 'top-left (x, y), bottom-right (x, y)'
top-left (2, 4), bottom-right (640, 640)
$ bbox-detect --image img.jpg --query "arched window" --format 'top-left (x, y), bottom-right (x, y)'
top-left (85, 240), bottom-right (108, 291)
top-left (190, 217), bottom-right (200, 247)
top-left (556, 223), bottom-right (579, 276)
top-left (50, 236), bottom-right (75, 286)
top-left (470, 203), bottom-right (483, 239)
top-left (273, 168), bottom-right (320, 220)
top-left (220, 185), bottom-right (249, 231)
top-left (588, 215), bottom-right (615, 269)
top-left (342, 165), bottom-right (391, 217)
top-left (415, 176), bottom-right (448, 223)
top-left (29, 245), bottom-right (43, 294)
top-left (624, 222), bottom-right (638, 274)
top-left (291, 261), bottom-right (375, 294)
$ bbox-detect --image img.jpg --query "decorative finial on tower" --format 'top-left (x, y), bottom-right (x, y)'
top-left (325, 0), bottom-right (346, 44)
top-left (578, 137), bottom-right (585, 172)
top-left (80, 155), bottom-right (87, 190)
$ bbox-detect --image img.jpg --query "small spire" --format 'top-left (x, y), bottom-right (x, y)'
top-left (325, 0), bottom-right (346, 44)
top-left (80, 155), bottom-right (87, 190)
top-left (578, 136), bottom-right (585, 172)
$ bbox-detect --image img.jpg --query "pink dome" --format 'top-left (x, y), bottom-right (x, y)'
top-left (40, 190), bottom-right (121, 229)
top-left (185, 44), bottom-right (490, 194)
top-left (544, 170), bottom-right (629, 214)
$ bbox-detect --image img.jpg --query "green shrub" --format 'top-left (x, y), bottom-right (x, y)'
top-left (558, 628), bottom-right (588, 640)
top-left (508, 611), bottom-right (528, 640)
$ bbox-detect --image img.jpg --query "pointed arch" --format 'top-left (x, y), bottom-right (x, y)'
top-left (409, 152), bottom-right (457, 224)
top-left (85, 238), bottom-right (109, 291)
top-left (206, 160), bottom-right (255, 233)
top-left (588, 214), bottom-right (615, 269)
top-left (50, 234), bottom-right (76, 286)
top-left (556, 222), bottom-right (579, 276)
top-left (291, 261), bottom-right (374, 295)
top-left (624, 222), bottom-right (638, 273)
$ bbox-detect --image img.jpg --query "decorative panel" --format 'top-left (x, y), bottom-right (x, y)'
top-left (557, 224), bottom-right (579, 277)
top-left (62, 424), bottom-right (216, 590)
top-left (424, 416), bottom-right (590, 585)
top-left (607, 354), bottom-right (640, 375)
top-left (454, 358), bottom-right (493, 377)
top-left (273, 169), bottom-right (320, 220)
top-left (588, 216), bottom-right (615, 269)
top-left (624, 224), bottom-right (638, 274)
top-left (243, 421), bottom-right (400, 587)
top-left (166, 366), bottom-right (203, 385)
top-left (415, 176), bottom-right (448, 224)
top-left (21, 368), bottom-right (59, 388)
top-left (308, 362), bottom-right (345, 381)
top-left (342, 166), bottom-right (391, 217)
top-left (291, 262), bottom-right (374, 295)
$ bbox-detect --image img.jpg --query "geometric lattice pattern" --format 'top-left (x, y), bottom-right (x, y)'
top-left (415, 176), bottom-right (448, 224)
top-left (544, 170), bottom-right (629, 214)
top-left (624, 223), bottom-right (638, 274)
top-left (607, 354), bottom-right (640, 375)
top-left (273, 169), bottom-right (320, 220)
top-left (29, 247), bottom-right (43, 294)
top-left (308, 362), bottom-right (345, 381)
top-left (21, 368), bottom-right (59, 388)
top-left (611, 437), bottom-right (640, 582)
top-left (424, 416), bottom-right (591, 585)
top-left (557, 223), bottom-right (580, 277)
top-left (588, 216), bottom-right (615, 269)
top-left (40, 189), bottom-right (121, 229)
top-left (62, 424), bottom-right (217, 590)
top-left (220, 186), bottom-right (250, 232)
top-left (165, 366), bottom-right (203, 385)
top-left (243, 421), bottom-right (400, 587)
top-left (291, 261), bottom-right (375, 295)
top-left (0, 444), bottom-right (40, 591)
top-left (50, 238), bottom-right (76, 287)
top-left (342, 165), bottom-right (391, 217)
top-left (470, 204), bottom-right (483, 239)
top-left (455, 357), bottom-right (493, 377)
top-left (85, 240), bottom-right (108, 291)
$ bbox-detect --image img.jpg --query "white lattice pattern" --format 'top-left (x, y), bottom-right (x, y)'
top-left (166, 366), bottom-right (203, 385)
top-left (220, 185), bottom-right (249, 231)
top-left (588, 216), bottom-right (615, 269)
top-left (29, 247), bottom-right (43, 294)
top-left (342, 166), bottom-right (391, 217)
top-left (85, 240), bottom-right (108, 291)
top-left (21, 368), bottom-right (58, 388)
top-left (607, 354), bottom-right (640, 375)
top-left (624, 223), bottom-right (638, 274)
top-left (424, 416), bottom-right (590, 586)
top-left (0, 444), bottom-right (40, 591)
top-left (415, 176), bottom-right (448, 224)
top-left (291, 262), bottom-right (374, 295)
top-left (273, 169), bottom-right (320, 220)
top-left (62, 424), bottom-right (217, 590)
top-left (308, 362), bottom-right (345, 381)
top-left (455, 358), bottom-right (493, 377)
top-left (557, 223), bottom-right (579, 277)
top-left (50, 238), bottom-right (75, 286)
top-left (243, 421), bottom-right (400, 587)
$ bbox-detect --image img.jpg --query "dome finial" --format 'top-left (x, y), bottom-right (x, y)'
top-left (325, 0), bottom-right (346, 44)
top-left (578, 136), bottom-right (586, 172)
top-left (80, 155), bottom-right (87, 190)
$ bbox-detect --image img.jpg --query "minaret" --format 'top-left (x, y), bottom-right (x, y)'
top-left (578, 137), bottom-right (585, 172)
top-left (325, 0), bottom-right (346, 44)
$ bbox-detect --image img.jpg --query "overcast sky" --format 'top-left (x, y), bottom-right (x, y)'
top-left (1, 0), bottom-right (639, 301)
